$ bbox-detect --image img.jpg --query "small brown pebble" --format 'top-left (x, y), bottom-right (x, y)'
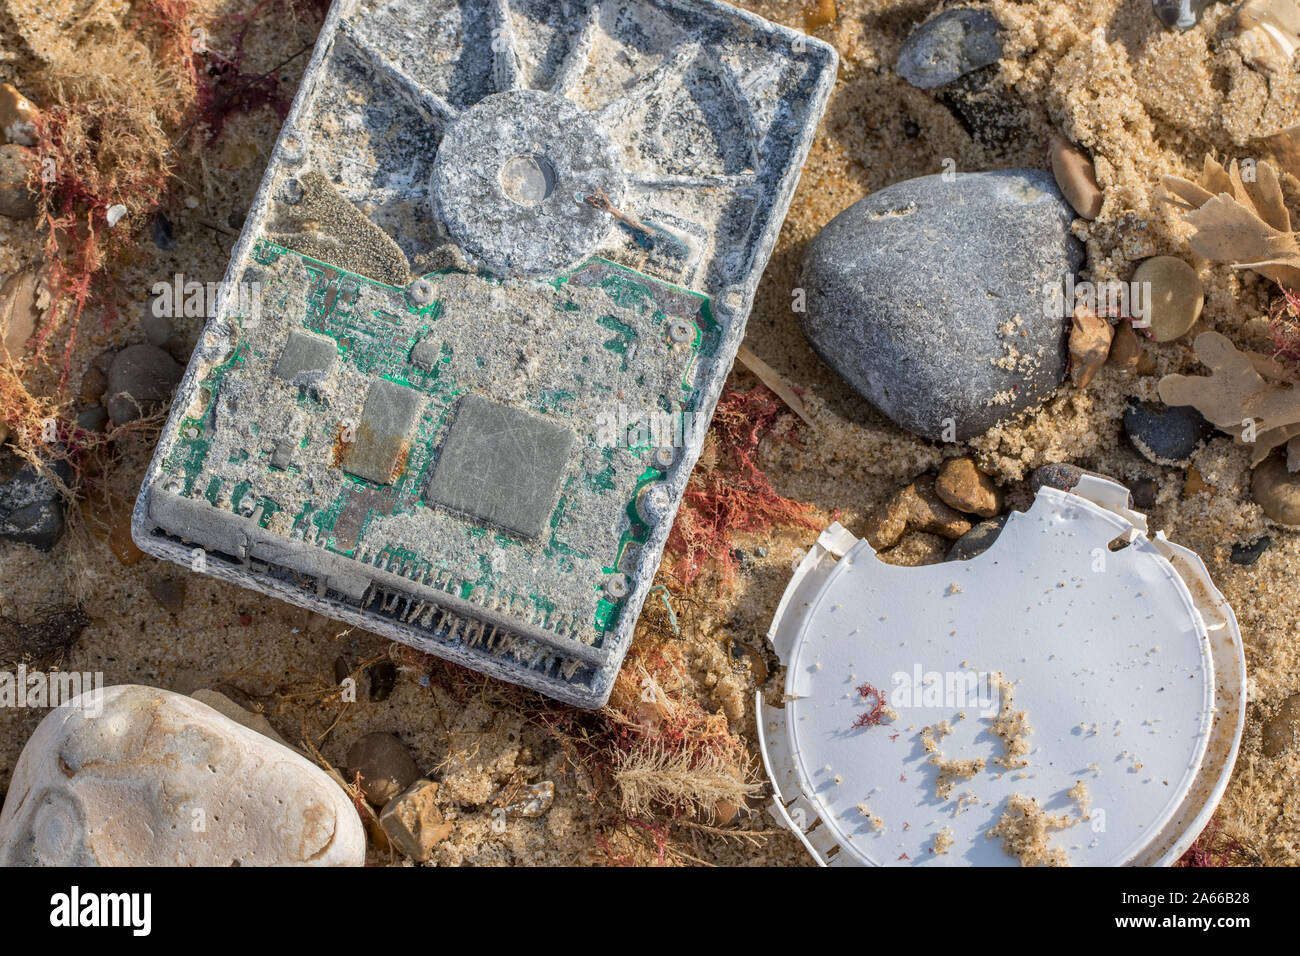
top-left (864, 474), bottom-right (972, 550)
top-left (1262, 693), bottom-right (1300, 758)
top-left (1069, 306), bottom-right (1112, 387)
top-left (1184, 466), bottom-right (1216, 498)
top-left (0, 83), bottom-right (39, 146)
top-left (1050, 137), bottom-right (1103, 220)
top-left (0, 144), bottom-right (37, 219)
top-left (1134, 256), bottom-right (1203, 343)
top-left (0, 267), bottom-right (47, 362)
top-left (1252, 453), bottom-right (1300, 525)
top-left (1108, 320), bottom-right (1141, 373)
top-left (1136, 350), bottom-right (1159, 376)
top-left (347, 731), bottom-right (420, 807)
top-left (935, 457), bottom-right (1002, 517)
top-left (380, 779), bottom-right (452, 861)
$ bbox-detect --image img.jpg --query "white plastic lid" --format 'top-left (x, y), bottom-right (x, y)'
top-left (758, 476), bottom-right (1245, 866)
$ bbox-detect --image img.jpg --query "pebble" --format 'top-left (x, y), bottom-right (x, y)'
top-left (0, 144), bottom-right (37, 219)
top-left (1252, 453), bottom-right (1300, 525)
top-left (380, 779), bottom-right (452, 862)
top-left (1050, 137), bottom-right (1103, 220)
top-left (346, 731), bottom-right (420, 806)
top-left (896, 7), bottom-right (1003, 89)
top-left (1109, 320), bottom-right (1142, 373)
top-left (75, 405), bottom-right (107, 433)
top-left (1184, 465), bottom-right (1216, 498)
top-left (1, 267), bottom-right (44, 362)
top-left (0, 454), bottom-right (67, 550)
top-left (78, 351), bottom-right (113, 403)
top-left (946, 514), bottom-right (1008, 562)
top-left (864, 474), bottom-right (972, 551)
top-left (1069, 307), bottom-right (1112, 387)
top-left (1029, 462), bottom-right (1085, 494)
top-left (1133, 256), bottom-right (1203, 342)
top-left (935, 456), bottom-right (1002, 517)
top-left (0, 84), bottom-right (37, 146)
top-left (105, 343), bottom-right (182, 424)
top-left (1123, 399), bottom-right (1215, 465)
top-left (1152, 0), bottom-right (1211, 30)
top-left (801, 169), bottom-right (1082, 441)
top-left (368, 660), bottom-right (398, 701)
top-left (1262, 693), bottom-right (1300, 758)
top-left (1130, 476), bottom-right (1159, 510)
top-left (0, 684), bottom-right (365, 865)
top-left (1230, 536), bottom-right (1271, 566)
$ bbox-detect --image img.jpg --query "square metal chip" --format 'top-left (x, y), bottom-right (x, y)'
top-left (133, 0), bottom-right (837, 707)
top-left (425, 394), bottom-right (575, 539)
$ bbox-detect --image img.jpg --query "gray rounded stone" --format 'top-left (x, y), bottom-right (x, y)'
top-left (897, 7), bottom-right (1003, 90)
top-left (105, 343), bottom-right (182, 424)
top-left (346, 731), bottom-right (419, 807)
top-left (946, 514), bottom-right (1007, 562)
top-left (800, 169), bottom-right (1083, 441)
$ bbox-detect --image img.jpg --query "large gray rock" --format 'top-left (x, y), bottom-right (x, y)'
top-left (897, 7), bottom-right (1003, 90)
top-left (105, 344), bottom-right (182, 425)
top-left (0, 455), bottom-right (68, 551)
top-left (800, 169), bottom-right (1083, 441)
top-left (0, 684), bottom-right (365, 866)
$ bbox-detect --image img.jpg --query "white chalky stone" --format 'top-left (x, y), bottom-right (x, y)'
top-left (0, 684), bottom-right (364, 866)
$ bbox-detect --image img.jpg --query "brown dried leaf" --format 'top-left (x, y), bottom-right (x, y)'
top-left (1069, 306), bottom-right (1111, 387)
top-left (1159, 332), bottom-right (1300, 465)
top-left (1161, 155), bottom-right (1300, 286)
top-left (1158, 332), bottom-right (1266, 430)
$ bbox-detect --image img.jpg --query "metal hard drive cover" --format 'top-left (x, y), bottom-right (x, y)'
top-left (133, 0), bottom-right (838, 707)
top-left (756, 476), bottom-right (1247, 866)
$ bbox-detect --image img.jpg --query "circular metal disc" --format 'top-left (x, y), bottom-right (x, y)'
top-left (431, 89), bottom-right (626, 277)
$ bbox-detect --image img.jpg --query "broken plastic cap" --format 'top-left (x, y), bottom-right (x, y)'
top-left (757, 476), bottom-right (1245, 866)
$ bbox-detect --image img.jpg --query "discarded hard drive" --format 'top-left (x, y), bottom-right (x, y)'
top-left (133, 0), bottom-right (837, 707)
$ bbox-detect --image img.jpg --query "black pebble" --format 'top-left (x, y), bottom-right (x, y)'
top-left (368, 660), bottom-right (397, 701)
top-left (1123, 399), bottom-right (1215, 466)
top-left (1130, 477), bottom-right (1158, 510)
top-left (1230, 537), bottom-right (1271, 566)
top-left (150, 212), bottom-right (177, 251)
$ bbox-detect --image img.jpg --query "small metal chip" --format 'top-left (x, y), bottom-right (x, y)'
top-left (409, 337), bottom-right (442, 371)
top-left (341, 379), bottom-right (424, 485)
top-left (424, 393), bottom-right (574, 539)
top-left (274, 330), bottom-right (337, 384)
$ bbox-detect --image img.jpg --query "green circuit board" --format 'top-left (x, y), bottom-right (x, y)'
top-left (161, 240), bottom-right (718, 642)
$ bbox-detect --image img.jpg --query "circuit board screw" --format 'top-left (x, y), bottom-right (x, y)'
top-left (603, 573), bottom-right (630, 600)
top-left (652, 445), bottom-right (676, 469)
top-left (667, 318), bottom-right (695, 344)
top-left (636, 483), bottom-right (672, 525)
top-left (406, 278), bottom-right (436, 308)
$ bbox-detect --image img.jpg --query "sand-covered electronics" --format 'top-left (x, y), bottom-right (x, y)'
top-left (134, 0), bottom-right (836, 706)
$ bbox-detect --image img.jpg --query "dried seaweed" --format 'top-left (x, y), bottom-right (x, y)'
top-left (1161, 156), bottom-right (1300, 288)
top-left (1158, 331), bottom-right (1300, 468)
